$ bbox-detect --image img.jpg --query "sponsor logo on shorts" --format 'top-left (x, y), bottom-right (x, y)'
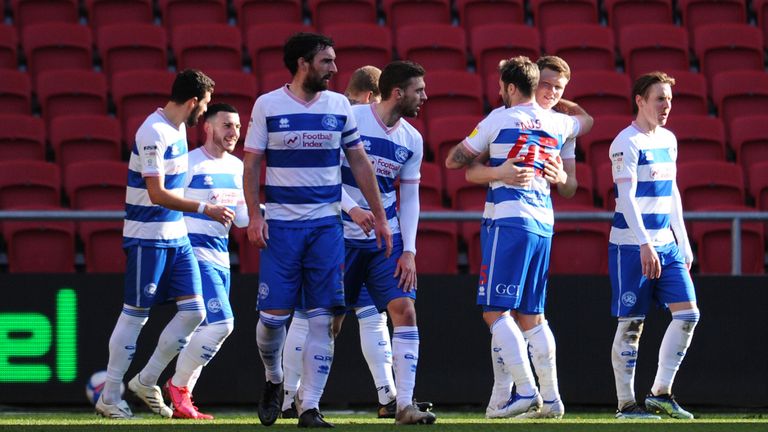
top-left (207, 297), bottom-right (222, 314)
top-left (494, 283), bottom-right (519, 297)
top-left (143, 283), bottom-right (157, 297)
top-left (621, 291), bottom-right (637, 307)
top-left (258, 283), bottom-right (269, 300)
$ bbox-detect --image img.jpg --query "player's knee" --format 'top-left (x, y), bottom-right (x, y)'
top-left (331, 315), bottom-right (345, 338)
top-left (221, 320), bottom-right (235, 338)
top-left (387, 299), bottom-right (416, 326)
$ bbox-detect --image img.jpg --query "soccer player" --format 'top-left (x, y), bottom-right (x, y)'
top-left (96, 70), bottom-right (235, 419)
top-left (162, 103), bottom-right (248, 419)
top-left (608, 71), bottom-right (699, 420)
top-left (344, 65), bottom-right (382, 105)
top-left (243, 32), bottom-right (392, 428)
top-left (444, 56), bottom-right (592, 419)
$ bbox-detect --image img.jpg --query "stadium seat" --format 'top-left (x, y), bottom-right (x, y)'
top-left (565, 70), bottom-right (633, 117)
top-left (97, 23), bottom-right (167, 81)
top-left (530, 0), bottom-right (599, 38)
top-left (65, 160), bottom-right (127, 209)
top-left (86, 0), bottom-right (153, 32)
top-left (664, 114), bottom-right (725, 162)
top-left (690, 205), bottom-right (764, 275)
top-left (0, 114), bottom-right (46, 161)
top-left (308, 0), bottom-right (377, 32)
top-left (456, 0), bottom-right (525, 39)
top-left (748, 161), bottom-right (768, 211)
top-left (0, 25), bottom-right (18, 69)
top-left (36, 70), bottom-right (108, 132)
top-left (415, 221), bottom-right (458, 274)
top-left (551, 216), bottom-right (610, 275)
top-left (444, 168), bottom-right (487, 211)
top-left (551, 162), bottom-right (596, 209)
top-left (112, 70), bottom-right (177, 145)
top-left (22, 23), bottom-right (93, 87)
top-left (382, 0), bottom-right (451, 32)
top-left (191, 69), bottom-right (257, 147)
top-left (11, 0), bottom-right (79, 35)
top-left (730, 116), bottom-right (768, 177)
top-left (712, 70), bottom-right (768, 138)
top-left (234, 0), bottom-right (303, 33)
top-left (51, 116), bottom-right (122, 175)
top-left (663, 70), bottom-right (708, 116)
top-left (595, 161), bottom-right (615, 209)
top-left (577, 114), bottom-right (631, 174)
top-left (544, 24), bottom-right (615, 72)
top-left (604, 0), bottom-right (673, 40)
top-left (395, 24), bottom-right (467, 72)
top-left (245, 23), bottom-right (314, 91)
top-left (0, 160), bottom-right (61, 208)
top-left (0, 69), bottom-right (31, 115)
top-left (4, 219), bottom-right (76, 273)
top-left (172, 24), bottom-right (243, 72)
top-left (677, 161), bottom-right (745, 210)
top-left (418, 162), bottom-right (444, 208)
top-left (693, 23), bottom-right (764, 90)
top-left (421, 72), bottom-right (483, 129)
top-left (79, 220), bottom-right (125, 273)
top-left (470, 23), bottom-right (541, 80)
top-left (425, 115), bottom-right (482, 171)
top-left (232, 227), bottom-right (260, 273)
top-left (323, 23), bottom-right (392, 73)
top-left (619, 24), bottom-right (690, 81)
top-left (678, 0), bottom-right (747, 38)
top-left (461, 221), bottom-right (484, 274)
top-left (158, 0), bottom-right (227, 32)
top-left (756, 0), bottom-right (768, 48)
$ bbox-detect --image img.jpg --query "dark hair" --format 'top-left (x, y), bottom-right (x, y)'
top-left (170, 69), bottom-right (215, 104)
top-left (499, 56), bottom-right (538, 99)
top-left (632, 71), bottom-right (675, 110)
top-left (283, 32), bottom-right (335, 75)
top-left (345, 66), bottom-right (381, 98)
top-left (536, 55), bottom-right (571, 80)
top-left (378, 61), bottom-right (426, 101)
top-left (204, 103), bottom-right (238, 121)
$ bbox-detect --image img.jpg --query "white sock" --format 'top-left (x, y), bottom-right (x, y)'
top-left (652, 308), bottom-right (700, 396)
top-left (491, 315), bottom-right (536, 397)
top-left (172, 321), bottom-right (234, 388)
top-left (489, 330), bottom-right (514, 409)
top-left (104, 306), bottom-right (148, 404)
top-left (612, 317), bottom-right (644, 410)
top-left (524, 321), bottom-right (560, 403)
top-left (298, 309), bottom-right (334, 412)
top-left (256, 311), bottom-right (290, 384)
top-left (187, 366), bottom-right (203, 392)
top-left (392, 326), bottom-right (419, 411)
top-left (282, 311), bottom-right (308, 410)
top-left (139, 298), bottom-right (205, 386)
top-left (356, 306), bottom-right (395, 405)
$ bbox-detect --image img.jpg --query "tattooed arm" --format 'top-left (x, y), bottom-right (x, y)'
top-left (445, 141), bottom-right (480, 169)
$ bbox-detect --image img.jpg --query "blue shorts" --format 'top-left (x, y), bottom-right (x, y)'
top-left (345, 241), bottom-right (414, 313)
top-left (477, 225), bottom-right (551, 315)
top-left (199, 261), bottom-right (233, 325)
top-left (123, 243), bottom-right (202, 308)
top-left (609, 242), bottom-right (696, 317)
top-left (258, 223), bottom-right (345, 311)
top-left (350, 285), bottom-right (376, 309)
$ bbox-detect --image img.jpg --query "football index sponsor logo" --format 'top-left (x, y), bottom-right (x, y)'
top-left (284, 132), bottom-right (301, 149)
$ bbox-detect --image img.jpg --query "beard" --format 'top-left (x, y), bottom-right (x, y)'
top-left (186, 104), bottom-right (204, 127)
top-left (303, 68), bottom-right (330, 93)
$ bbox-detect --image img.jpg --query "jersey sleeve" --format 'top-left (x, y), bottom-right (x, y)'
top-left (610, 134), bottom-right (638, 182)
top-left (135, 123), bottom-right (165, 177)
top-left (244, 97), bottom-right (268, 153)
top-left (560, 137), bottom-right (576, 160)
top-left (463, 115), bottom-right (497, 155)
top-left (400, 134), bottom-right (423, 183)
top-left (341, 99), bottom-right (362, 149)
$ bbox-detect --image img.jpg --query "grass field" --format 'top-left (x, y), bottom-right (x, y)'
top-left (1, 408), bottom-right (768, 431)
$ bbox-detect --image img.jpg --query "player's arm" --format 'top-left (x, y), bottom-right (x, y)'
top-left (670, 181), bottom-right (693, 269)
top-left (145, 176), bottom-right (234, 225)
top-left (553, 98), bottom-right (593, 137)
top-left (396, 181), bottom-right (419, 291)
top-left (445, 140), bottom-right (480, 169)
top-left (341, 186), bottom-right (374, 236)
top-left (542, 155), bottom-right (576, 196)
top-left (467, 149), bottom-right (532, 187)
top-left (243, 151), bottom-right (268, 248)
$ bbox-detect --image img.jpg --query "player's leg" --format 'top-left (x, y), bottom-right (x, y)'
top-left (281, 310), bottom-right (308, 417)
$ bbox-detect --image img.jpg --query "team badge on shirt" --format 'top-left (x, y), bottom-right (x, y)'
top-left (321, 114), bottom-right (338, 130)
top-left (395, 146), bottom-right (409, 163)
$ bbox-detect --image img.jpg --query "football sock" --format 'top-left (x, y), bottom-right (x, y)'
top-left (612, 317), bottom-right (644, 410)
top-left (356, 306), bottom-right (396, 404)
top-left (652, 308), bottom-right (700, 396)
top-left (104, 306), bottom-right (149, 404)
top-left (187, 366), bottom-right (202, 393)
top-left (524, 321), bottom-right (560, 402)
top-left (489, 330), bottom-right (514, 409)
top-left (392, 326), bottom-right (419, 410)
top-left (282, 311), bottom-right (308, 410)
top-left (256, 312), bottom-right (290, 385)
top-left (299, 309), bottom-right (334, 413)
top-left (139, 298), bottom-right (205, 386)
top-left (173, 321), bottom-right (233, 388)
top-left (491, 315), bottom-right (536, 397)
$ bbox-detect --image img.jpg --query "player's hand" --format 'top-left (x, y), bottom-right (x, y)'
top-left (205, 204), bottom-right (236, 226)
top-left (640, 243), bottom-right (661, 279)
top-left (543, 155), bottom-right (567, 185)
top-left (495, 156), bottom-right (534, 187)
top-left (246, 213), bottom-right (269, 249)
top-left (349, 207), bottom-right (375, 236)
top-left (394, 251), bottom-right (417, 292)
top-left (374, 216), bottom-right (393, 258)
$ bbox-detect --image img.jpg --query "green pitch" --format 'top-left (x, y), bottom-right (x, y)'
top-left (1, 409), bottom-right (768, 431)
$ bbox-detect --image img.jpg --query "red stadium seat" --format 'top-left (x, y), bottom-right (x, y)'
top-left (112, 69), bottom-right (177, 145)
top-left (664, 114), bottom-right (725, 162)
top-left (415, 221), bottom-right (458, 274)
top-left (677, 161), bottom-right (745, 210)
top-left (324, 23), bottom-right (392, 73)
top-left (551, 162), bottom-right (595, 209)
top-left (690, 205), bottom-right (764, 275)
top-left (426, 115), bottom-right (482, 171)
top-left (456, 0), bottom-right (525, 39)
top-left (172, 24), bottom-right (243, 72)
top-left (308, 0), bottom-right (377, 32)
top-left (678, 0), bottom-right (747, 38)
top-left (551, 216), bottom-right (610, 275)
top-left (756, 0), bottom-right (768, 48)
top-left (97, 23), bottom-right (167, 81)
top-left (748, 161), bottom-right (768, 210)
top-left (0, 69), bottom-right (31, 115)
top-left (577, 115), bottom-right (631, 174)
top-left (664, 70), bottom-right (708, 116)
top-left (51, 116), bottom-right (122, 175)
top-left (419, 71), bottom-right (483, 127)
top-left (245, 23), bottom-right (314, 90)
top-left (382, 0), bottom-right (451, 32)
top-left (694, 23), bottom-right (764, 90)
top-left (0, 115), bottom-right (45, 161)
top-left (712, 70), bottom-right (768, 138)
top-left (192, 70), bottom-right (257, 147)
top-left (232, 227), bottom-right (260, 273)
top-left (530, 0), bottom-right (598, 38)
top-left (566, 70), bottom-right (633, 117)
top-left (444, 168), bottom-right (486, 211)
top-left (619, 24), bottom-right (690, 81)
top-left (395, 24), bottom-right (467, 72)
top-left (418, 162), bottom-right (444, 208)
top-left (65, 160), bottom-right (127, 209)
top-left (0, 25), bottom-right (18, 69)
top-left (470, 23), bottom-right (540, 80)
top-left (36, 70), bottom-right (108, 132)
top-left (544, 24), bottom-right (615, 72)
top-left (22, 23), bottom-right (92, 86)
top-left (461, 221), bottom-right (484, 274)
top-left (595, 161), bottom-right (615, 209)
top-left (0, 160), bottom-right (61, 208)
top-left (158, 0), bottom-right (227, 32)
top-left (79, 221), bottom-right (125, 273)
top-left (234, 0), bottom-right (303, 32)
top-left (11, 0), bottom-right (78, 34)
top-left (730, 116), bottom-right (768, 177)
top-left (4, 219), bottom-right (76, 273)
top-left (85, 0), bottom-right (153, 33)
top-left (604, 0), bottom-right (673, 40)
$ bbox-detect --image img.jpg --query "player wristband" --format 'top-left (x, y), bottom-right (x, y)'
top-left (197, 201), bottom-right (206, 214)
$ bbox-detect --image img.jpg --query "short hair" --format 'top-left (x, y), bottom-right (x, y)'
top-left (499, 56), bottom-right (539, 99)
top-left (536, 55), bottom-right (571, 80)
top-left (345, 66), bottom-right (381, 98)
top-left (204, 103), bottom-right (238, 122)
top-left (632, 71), bottom-right (675, 110)
top-left (283, 32), bottom-right (335, 75)
top-left (170, 69), bottom-right (215, 104)
top-left (378, 61), bottom-right (426, 101)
